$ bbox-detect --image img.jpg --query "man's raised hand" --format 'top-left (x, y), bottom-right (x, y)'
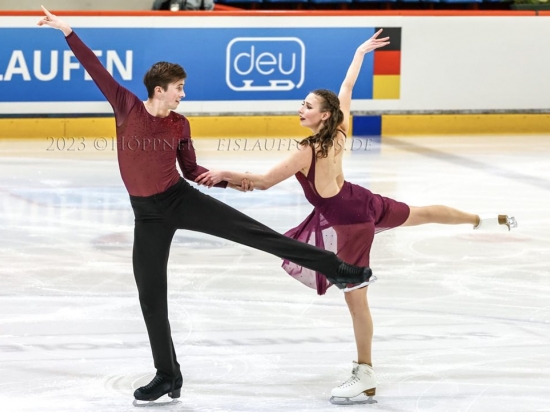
top-left (37, 5), bottom-right (72, 36)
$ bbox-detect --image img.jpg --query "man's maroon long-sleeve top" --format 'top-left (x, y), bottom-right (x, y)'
top-left (66, 31), bottom-right (226, 196)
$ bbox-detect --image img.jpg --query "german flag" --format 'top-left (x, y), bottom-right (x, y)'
top-left (373, 27), bottom-right (401, 99)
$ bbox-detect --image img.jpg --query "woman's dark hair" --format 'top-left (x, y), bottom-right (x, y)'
top-left (143, 62), bottom-right (187, 98)
top-left (300, 89), bottom-right (344, 159)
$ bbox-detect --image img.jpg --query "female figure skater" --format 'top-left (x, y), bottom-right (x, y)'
top-left (196, 29), bottom-right (517, 405)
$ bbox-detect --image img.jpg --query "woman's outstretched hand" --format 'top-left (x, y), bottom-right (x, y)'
top-left (356, 29), bottom-right (390, 55)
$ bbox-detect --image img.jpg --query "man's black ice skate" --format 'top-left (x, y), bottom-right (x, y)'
top-left (133, 374), bottom-right (182, 407)
top-left (330, 263), bottom-right (377, 292)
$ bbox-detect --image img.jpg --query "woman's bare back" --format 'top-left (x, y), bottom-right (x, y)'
top-left (301, 131), bottom-right (347, 198)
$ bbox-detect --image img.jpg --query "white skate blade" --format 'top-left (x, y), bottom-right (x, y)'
top-left (133, 399), bottom-right (181, 408)
top-left (330, 395), bottom-right (377, 405)
top-left (506, 216), bottom-right (518, 229)
top-left (343, 276), bottom-right (377, 293)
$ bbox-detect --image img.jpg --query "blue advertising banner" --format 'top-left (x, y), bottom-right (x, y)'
top-left (0, 27), bottom-right (375, 102)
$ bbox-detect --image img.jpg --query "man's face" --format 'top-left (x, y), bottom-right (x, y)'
top-left (160, 79), bottom-right (185, 110)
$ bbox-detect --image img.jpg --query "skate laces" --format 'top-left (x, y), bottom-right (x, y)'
top-left (338, 263), bottom-right (362, 277)
top-left (143, 375), bottom-right (164, 391)
top-left (338, 366), bottom-right (361, 388)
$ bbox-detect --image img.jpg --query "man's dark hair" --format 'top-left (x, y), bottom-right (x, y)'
top-left (143, 62), bottom-right (187, 98)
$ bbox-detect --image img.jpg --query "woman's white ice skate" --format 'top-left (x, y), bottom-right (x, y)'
top-left (474, 214), bottom-right (517, 231)
top-left (329, 362), bottom-right (377, 405)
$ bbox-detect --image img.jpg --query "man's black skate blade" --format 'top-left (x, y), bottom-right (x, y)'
top-left (133, 398), bottom-right (181, 407)
top-left (329, 395), bottom-right (377, 405)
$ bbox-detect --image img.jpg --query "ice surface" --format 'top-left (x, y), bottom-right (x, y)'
top-left (1, 135), bottom-right (549, 412)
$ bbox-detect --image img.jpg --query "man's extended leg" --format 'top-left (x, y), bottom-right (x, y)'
top-left (168, 183), bottom-right (372, 287)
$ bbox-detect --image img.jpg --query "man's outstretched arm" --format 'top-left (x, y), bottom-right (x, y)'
top-left (38, 6), bottom-right (136, 124)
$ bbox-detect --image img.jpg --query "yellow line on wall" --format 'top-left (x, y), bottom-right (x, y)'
top-left (0, 118), bottom-right (67, 139)
top-left (188, 116), bottom-right (311, 138)
top-left (2, 114), bottom-right (549, 139)
top-left (0, 116), bottom-right (314, 139)
top-left (382, 114), bottom-right (550, 135)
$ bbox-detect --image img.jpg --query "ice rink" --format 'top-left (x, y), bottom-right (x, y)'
top-left (1, 135), bottom-right (549, 412)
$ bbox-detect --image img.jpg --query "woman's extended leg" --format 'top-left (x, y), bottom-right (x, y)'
top-left (402, 205), bottom-right (479, 227)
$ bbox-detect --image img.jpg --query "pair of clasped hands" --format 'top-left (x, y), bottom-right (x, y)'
top-left (196, 171), bottom-right (254, 192)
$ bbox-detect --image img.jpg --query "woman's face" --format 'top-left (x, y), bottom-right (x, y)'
top-left (298, 93), bottom-right (327, 130)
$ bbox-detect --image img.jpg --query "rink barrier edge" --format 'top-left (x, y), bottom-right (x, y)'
top-left (1, 114), bottom-right (550, 139)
